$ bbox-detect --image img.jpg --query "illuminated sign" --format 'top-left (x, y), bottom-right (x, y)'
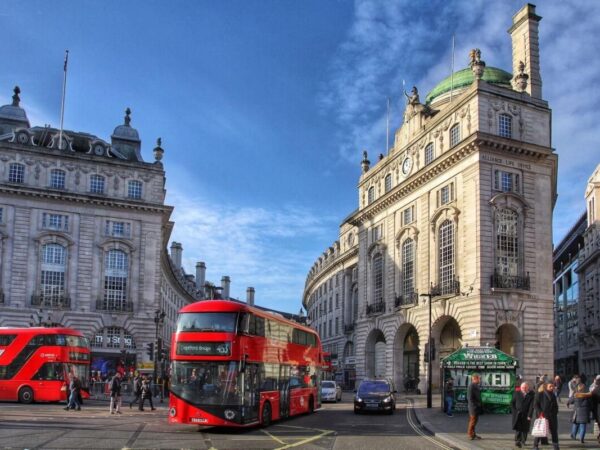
top-left (176, 342), bottom-right (231, 356)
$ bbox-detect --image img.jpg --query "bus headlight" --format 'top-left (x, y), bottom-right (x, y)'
top-left (169, 407), bottom-right (177, 417)
top-left (224, 409), bottom-right (236, 420)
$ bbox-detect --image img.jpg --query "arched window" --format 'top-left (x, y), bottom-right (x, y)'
top-left (367, 186), bottom-right (375, 204)
top-left (384, 174), bottom-right (392, 193)
top-left (438, 220), bottom-right (455, 295)
top-left (424, 142), bottom-right (434, 165)
top-left (498, 113), bottom-right (512, 138)
top-left (402, 239), bottom-right (415, 299)
top-left (40, 243), bottom-right (67, 307)
top-left (449, 123), bottom-right (461, 147)
top-left (103, 249), bottom-right (129, 311)
top-left (372, 253), bottom-right (383, 303)
top-left (50, 169), bottom-right (66, 189)
top-left (495, 208), bottom-right (519, 276)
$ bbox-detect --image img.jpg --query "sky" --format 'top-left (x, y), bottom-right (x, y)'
top-left (2, 0), bottom-right (600, 313)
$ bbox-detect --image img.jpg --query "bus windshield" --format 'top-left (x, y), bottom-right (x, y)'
top-left (176, 313), bottom-right (238, 333)
top-left (170, 361), bottom-right (241, 406)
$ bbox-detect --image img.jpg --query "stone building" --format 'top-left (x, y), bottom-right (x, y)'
top-left (553, 213), bottom-right (585, 378)
top-left (303, 4), bottom-right (557, 391)
top-left (0, 87), bottom-right (198, 374)
top-left (577, 164), bottom-right (600, 376)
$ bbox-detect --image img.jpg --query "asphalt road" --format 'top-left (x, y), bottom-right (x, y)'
top-left (0, 396), bottom-right (458, 450)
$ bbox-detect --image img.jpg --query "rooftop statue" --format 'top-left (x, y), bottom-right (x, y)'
top-left (404, 86), bottom-right (420, 106)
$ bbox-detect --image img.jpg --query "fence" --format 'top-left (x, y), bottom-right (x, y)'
top-left (88, 381), bottom-right (167, 402)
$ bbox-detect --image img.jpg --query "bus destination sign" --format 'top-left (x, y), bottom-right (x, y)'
top-left (176, 342), bottom-right (231, 356)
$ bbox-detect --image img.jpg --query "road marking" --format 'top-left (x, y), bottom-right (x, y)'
top-left (273, 428), bottom-right (334, 450)
top-left (124, 422), bottom-right (146, 448)
top-left (403, 399), bottom-right (454, 450)
top-left (261, 429), bottom-right (287, 445)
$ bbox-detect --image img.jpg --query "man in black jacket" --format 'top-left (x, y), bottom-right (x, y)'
top-left (512, 382), bottom-right (534, 447)
top-left (467, 373), bottom-right (483, 440)
top-left (533, 383), bottom-right (559, 450)
top-left (109, 372), bottom-right (122, 414)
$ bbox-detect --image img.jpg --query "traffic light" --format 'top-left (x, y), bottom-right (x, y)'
top-left (146, 342), bottom-right (154, 361)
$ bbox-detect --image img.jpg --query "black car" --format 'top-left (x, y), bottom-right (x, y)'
top-left (353, 379), bottom-right (396, 414)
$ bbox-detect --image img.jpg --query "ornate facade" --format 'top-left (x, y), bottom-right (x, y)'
top-left (303, 4), bottom-right (557, 391)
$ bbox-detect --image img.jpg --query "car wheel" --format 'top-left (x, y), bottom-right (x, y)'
top-left (308, 396), bottom-right (314, 414)
top-left (18, 386), bottom-right (34, 404)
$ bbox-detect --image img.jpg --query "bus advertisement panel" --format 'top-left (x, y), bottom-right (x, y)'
top-left (169, 300), bottom-right (323, 427)
top-left (0, 327), bottom-right (91, 403)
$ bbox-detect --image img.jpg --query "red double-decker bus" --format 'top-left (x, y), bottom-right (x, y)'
top-left (169, 300), bottom-right (323, 427)
top-left (0, 327), bottom-right (91, 403)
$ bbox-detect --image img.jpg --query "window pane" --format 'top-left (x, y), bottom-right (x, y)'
top-left (450, 124), bottom-right (461, 147)
top-left (90, 175), bottom-right (105, 194)
top-left (128, 180), bottom-right (142, 199)
top-left (373, 253), bottom-right (383, 303)
top-left (384, 175), bottom-right (392, 193)
top-left (495, 209), bottom-right (519, 275)
top-left (50, 170), bottom-right (66, 189)
top-left (499, 114), bottom-right (512, 138)
top-left (402, 239), bottom-right (415, 298)
top-left (8, 163), bottom-right (24, 183)
top-left (425, 143), bottom-right (434, 165)
top-left (368, 187), bottom-right (374, 204)
top-left (439, 220), bottom-right (455, 292)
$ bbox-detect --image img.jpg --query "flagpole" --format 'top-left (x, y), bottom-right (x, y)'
top-left (59, 50), bottom-right (69, 150)
top-left (450, 35), bottom-right (455, 103)
top-left (386, 97), bottom-right (390, 155)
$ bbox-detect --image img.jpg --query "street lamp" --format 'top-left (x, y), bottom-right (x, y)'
top-left (153, 309), bottom-right (166, 383)
top-left (420, 288), bottom-right (436, 409)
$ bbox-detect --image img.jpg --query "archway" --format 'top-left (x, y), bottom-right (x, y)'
top-left (393, 324), bottom-right (420, 391)
top-left (365, 329), bottom-right (386, 378)
top-left (496, 323), bottom-right (523, 366)
top-left (431, 316), bottom-right (462, 389)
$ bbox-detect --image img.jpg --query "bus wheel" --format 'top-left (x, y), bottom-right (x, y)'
top-left (308, 396), bottom-right (314, 414)
top-left (261, 402), bottom-right (272, 427)
top-left (18, 386), bottom-right (34, 404)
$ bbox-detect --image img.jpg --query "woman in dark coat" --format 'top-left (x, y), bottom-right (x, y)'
top-left (567, 383), bottom-right (590, 443)
top-left (511, 382), bottom-right (534, 447)
top-left (532, 382), bottom-right (559, 450)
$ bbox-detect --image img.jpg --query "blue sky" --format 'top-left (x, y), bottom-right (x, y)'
top-left (2, 0), bottom-right (600, 313)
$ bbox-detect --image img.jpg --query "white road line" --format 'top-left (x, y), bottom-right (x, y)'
top-left (404, 399), bottom-right (454, 450)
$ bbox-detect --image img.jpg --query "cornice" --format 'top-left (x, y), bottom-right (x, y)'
top-left (303, 246), bottom-right (358, 306)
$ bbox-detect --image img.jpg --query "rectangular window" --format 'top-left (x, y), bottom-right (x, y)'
top-left (104, 276), bottom-right (127, 310)
top-left (499, 114), bottom-right (512, 138)
top-left (494, 170), bottom-right (521, 194)
top-left (8, 163), bottom-right (24, 183)
top-left (90, 175), bottom-right (105, 194)
top-left (425, 143), bottom-right (435, 165)
top-left (335, 317), bottom-right (339, 335)
top-left (438, 183), bottom-right (454, 206)
top-left (372, 224), bottom-right (383, 241)
top-left (105, 220), bottom-right (132, 238)
top-left (450, 124), bottom-right (461, 147)
top-left (384, 174), bottom-right (392, 193)
top-left (128, 180), bottom-right (143, 199)
top-left (50, 170), bottom-right (66, 189)
top-left (329, 319), bottom-right (332, 338)
top-left (402, 206), bottom-right (414, 225)
top-left (335, 293), bottom-right (339, 309)
top-left (42, 213), bottom-right (69, 231)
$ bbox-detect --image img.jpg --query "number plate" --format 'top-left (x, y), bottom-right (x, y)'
top-left (191, 417), bottom-right (207, 423)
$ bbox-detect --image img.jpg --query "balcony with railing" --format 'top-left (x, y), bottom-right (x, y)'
top-left (430, 278), bottom-right (461, 297)
top-left (31, 294), bottom-right (71, 309)
top-left (96, 298), bottom-right (134, 313)
top-left (366, 301), bottom-right (385, 316)
top-left (395, 291), bottom-right (418, 308)
top-left (344, 324), bottom-right (355, 334)
top-left (490, 272), bottom-right (530, 290)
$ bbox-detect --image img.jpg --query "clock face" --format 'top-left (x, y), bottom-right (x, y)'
top-left (17, 132), bottom-right (29, 144)
top-left (402, 156), bottom-right (413, 176)
top-left (94, 145), bottom-right (104, 156)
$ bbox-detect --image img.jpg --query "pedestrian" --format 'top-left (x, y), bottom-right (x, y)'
top-left (567, 374), bottom-right (579, 407)
top-left (511, 382), bottom-right (534, 448)
top-left (553, 375), bottom-right (562, 403)
top-left (64, 373), bottom-right (81, 411)
top-left (139, 376), bottom-right (156, 411)
top-left (130, 373), bottom-right (142, 409)
top-left (109, 371), bottom-right (123, 414)
top-left (467, 373), bottom-right (483, 441)
top-left (445, 377), bottom-right (455, 417)
top-left (532, 382), bottom-right (559, 450)
top-left (592, 376), bottom-right (600, 444)
top-left (568, 382), bottom-right (591, 444)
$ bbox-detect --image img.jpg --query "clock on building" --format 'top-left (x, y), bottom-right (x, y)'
top-left (402, 156), bottom-right (413, 176)
top-left (93, 144), bottom-right (105, 156)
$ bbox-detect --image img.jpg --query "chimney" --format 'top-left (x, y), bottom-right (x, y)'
top-left (170, 242), bottom-right (183, 269)
top-left (195, 262), bottom-right (206, 290)
top-left (508, 3), bottom-right (542, 99)
top-left (246, 287), bottom-right (255, 307)
top-left (221, 276), bottom-right (231, 299)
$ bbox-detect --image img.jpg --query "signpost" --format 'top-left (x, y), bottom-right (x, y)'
top-left (441, 346), bottom-right (518, 414)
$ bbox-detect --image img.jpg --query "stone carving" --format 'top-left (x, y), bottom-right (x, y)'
top-left (469, 48), bottom-right (486, 80)
top-left (514, 61), bottom-right (529, 92)
top-left (403, 85), bottom-right (433, 122)
top-left (495, 309), bottom-right (522, 328)
top-left (34, 165), bottom-right (40, 180)
top-left (74, 171), bottom-right (80, 186)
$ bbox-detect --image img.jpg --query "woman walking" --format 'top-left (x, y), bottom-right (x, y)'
top-left (568, 383), bottom-right (591, 443)
top-left (532, 382), bottom-right (559, 450)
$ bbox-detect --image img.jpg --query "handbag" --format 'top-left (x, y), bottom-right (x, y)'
top-left (531, 416), bottom-right (549, 438)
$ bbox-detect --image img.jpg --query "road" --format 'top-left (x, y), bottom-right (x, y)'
top-left (0, 396), bottom-right (458, 449)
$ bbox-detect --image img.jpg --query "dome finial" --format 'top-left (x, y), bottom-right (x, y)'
top-left (12, 86), bottom-right (21, 107)
top-left (153, 137), bottom-right (164, 162)
top-left (361, 150), bottom-right (370, 174)
top-left (124, 107), bottom-right (131, 126)
top-left (469, 48), bottom-right (486, 80)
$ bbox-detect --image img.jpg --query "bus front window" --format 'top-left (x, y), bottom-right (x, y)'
top-left (171, 361), bottom-right (241, 406)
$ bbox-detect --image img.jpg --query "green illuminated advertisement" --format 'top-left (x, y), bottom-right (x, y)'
top-left (442, 347), bottom-right (518, 414)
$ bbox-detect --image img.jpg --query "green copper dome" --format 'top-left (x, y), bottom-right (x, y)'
top-left (425, 67), bottom-right (513, 104)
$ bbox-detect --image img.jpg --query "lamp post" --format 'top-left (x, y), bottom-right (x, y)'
top-left (420, 289), bottom-right (435, 409)
top-left (153, 309), bottom-right (165, 383)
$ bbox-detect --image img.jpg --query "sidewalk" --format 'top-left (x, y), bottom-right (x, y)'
top-left (406, 394), bottom-right (598, 450)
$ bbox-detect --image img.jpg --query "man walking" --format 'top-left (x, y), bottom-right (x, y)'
top-left (109, 371), bottom-right (123, 414)
top-left (511, 382), bottom-right (534, 447)
top-left (64, 373), bottom-right (81, 411)
top-left (130, 373), bottom-right (142, 409)
top-left (139, 375), bottom-right (156, 411)
top-left (467, 373), bottom-right (483, 440)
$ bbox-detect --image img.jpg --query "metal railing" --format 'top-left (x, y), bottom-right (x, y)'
top-left (96, 298), bottom-right (134, 312)
top-left (395, 292), bottom-right (418, 308)
top-left (88, 381), bottom-right (167, 403)
top-left (490, 272), bottom-right (530, 290)
top-left (31, 294), bottom-right (71, 309)
top-left (430, 278), bottom-right (460, 297)
top-left (366, 301), bottom-right (385, 316)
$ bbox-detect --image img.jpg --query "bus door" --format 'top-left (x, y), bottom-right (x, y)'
top-left (242, 363), bottom-right (259, 423)
top-left (279, 365), bottom-right (290, 418)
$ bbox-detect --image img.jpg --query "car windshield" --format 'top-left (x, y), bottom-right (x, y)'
top-left (170, 361), bottom-right (242, 406)
top-left (176, 312), bottom-right (238, 333)
top-left (322, 381), bottom-right (335, 388)
top-left (358, 381), bottom-right (390, 395)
